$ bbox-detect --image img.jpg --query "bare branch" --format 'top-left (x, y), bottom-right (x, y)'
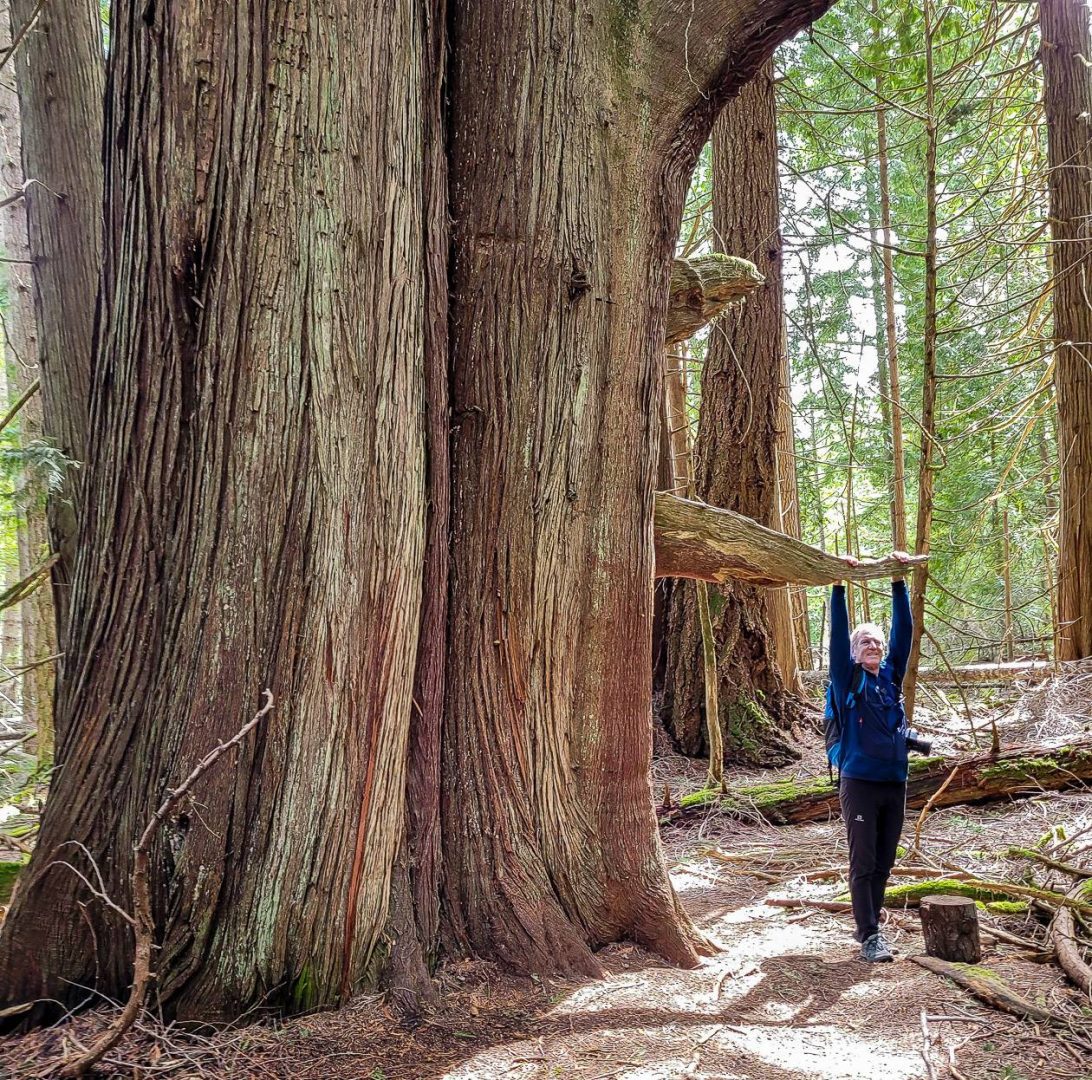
top-left (60, 690), bottom-right (275, 1078)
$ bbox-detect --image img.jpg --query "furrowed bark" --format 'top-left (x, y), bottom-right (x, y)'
top-left (662, 63), bottom-right (804, 767)
top-left (1041, 0), bottom-right (1092, 661)
top-left (442, 0), bottom-right (833, 976)
top-left (0, 1), bottom-right (428, 1022)
top-left (9, 0), bottom-right (103, 669)
top-left (0, 2), bottom-right (55, 757)
top-left (383, 0), bottom-right (448, 1013)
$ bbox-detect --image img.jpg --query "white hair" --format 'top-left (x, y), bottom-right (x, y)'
top-left (850, 622), bottom-right (885, 662)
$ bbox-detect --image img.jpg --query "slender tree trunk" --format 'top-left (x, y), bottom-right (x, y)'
top-left (873, 0), bottom-right (908, 555)
top-left (1038, 419), bottom-right (1061, 661)
top-left (0, 0), bottom-right (56, 757)
top-left (905, 3), bottom-right (940, 718)
top-left (1002, 507), bottom-right (1014, 662)
top-left (771, 339), bottom-right (806, 686)
top-left (662, 62), bottom-right (803, 767)
top-left (0, 1), bottom-right (429, 1021)
top-left (9, 0), bottom-right (103, 679)
top-left (1041, 0), bottom-right (1092, 660)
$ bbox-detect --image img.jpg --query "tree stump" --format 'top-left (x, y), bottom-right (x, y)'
top-left (920, 894), bottom-right (982, 962)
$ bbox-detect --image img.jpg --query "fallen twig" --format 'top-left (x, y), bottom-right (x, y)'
top-left (910, 765), bottom-right (960, 856)
top-left (765, 897), bottom-right (851, 913)
top-left (60, 690), bottom-right (274, 1078)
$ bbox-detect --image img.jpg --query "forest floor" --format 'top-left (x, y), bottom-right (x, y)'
top-left (3, 677), bottom-right (1092, 1080)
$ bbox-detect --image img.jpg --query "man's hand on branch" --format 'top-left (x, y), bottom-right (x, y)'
top-left (836, 554), bottom-right (859, 583)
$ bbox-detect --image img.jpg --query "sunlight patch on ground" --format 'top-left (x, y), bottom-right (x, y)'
top-left (711, 1023), bottom-right (921, 1080)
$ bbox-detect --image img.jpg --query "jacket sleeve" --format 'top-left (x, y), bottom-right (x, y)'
top-left (887, 578), bottom-right (913, 685)
top-left (829, 585), bottom-right (854, 695)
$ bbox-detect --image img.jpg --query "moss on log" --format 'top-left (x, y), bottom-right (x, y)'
top-left (653, 492), bottom-right (927, 586)
top-left (669, 739), bottom-right (1092, 825)
top-left (666, 254), bottom-right (763, 345)
top-left (911, 955), bottom-right (1064, 1026)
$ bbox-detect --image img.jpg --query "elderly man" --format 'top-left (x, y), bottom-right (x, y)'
top-left (829, 557), bottom-right (919, 962)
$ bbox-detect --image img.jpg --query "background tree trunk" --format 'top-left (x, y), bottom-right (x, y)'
top-left (1041, 0), bottom-right (1092, 661)
top-left (0, 0), bottom-right (428, 1022)
top-left (662, 62), bottom-right (804, 766)
top-left (9, 0), bottom-right (103, 676)
top-left (0, 0), bottom-right (55, 757)
top-left (773, 339), bottom-right (810, 678)
top-left (904, 1), bottom-right (941, 717)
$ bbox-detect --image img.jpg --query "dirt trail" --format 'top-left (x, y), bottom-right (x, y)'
top-left (4, 702), bottom-right (1091, 1079)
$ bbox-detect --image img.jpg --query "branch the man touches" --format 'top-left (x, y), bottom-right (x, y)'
top-left (826, 550), bottom-right (932, 963)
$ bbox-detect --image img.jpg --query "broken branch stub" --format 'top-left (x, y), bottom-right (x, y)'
top-left (666, 253), bottom-right (763, 345)
top-left (653, 492), bottom-right (926, 586)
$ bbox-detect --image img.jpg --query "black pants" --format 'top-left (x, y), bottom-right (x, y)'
top-left (840, 777), bottom-right (906, 942)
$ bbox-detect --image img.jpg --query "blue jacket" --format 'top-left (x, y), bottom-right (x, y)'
top-left (829, 580), bottom-right (913, 782)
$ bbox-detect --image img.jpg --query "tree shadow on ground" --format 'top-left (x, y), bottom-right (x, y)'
top-left (0, 949), bottom-right (894, 1080)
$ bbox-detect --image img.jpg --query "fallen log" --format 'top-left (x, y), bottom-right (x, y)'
top-left (670, 739), bottom-right (1092, 825)
top-left (799, 660), bottom-right (1055, 690)
top-left (911, 955), bottom-right (1076, 1030)
top-left (1051, 882), bottom-right (1092, 997)
top-left (653, 492), bottom-right (926, 586)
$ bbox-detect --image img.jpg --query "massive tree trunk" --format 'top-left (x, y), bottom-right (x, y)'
top-left (662, 62), bottom-right (805, 766)
top-left (9, 0), bottom-right (103, 670)
top-left (439, 3), bottom-right (832, 974)
top-left (1041, 0), bottom-right (1092, 661)
top-left (0, 0), bottom-right (836, 1025)
top-left (0, 1), bottom-right (428, 1021)
top-left (0, 0), bottom-right (55, 757)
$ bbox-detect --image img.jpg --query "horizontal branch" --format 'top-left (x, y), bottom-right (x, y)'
top-left (653, 492), bottom-right (925, 586)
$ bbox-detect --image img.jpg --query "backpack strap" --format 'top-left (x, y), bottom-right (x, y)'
top-left (829, 664), bottom-right (867, 784)
top-left (845, 664), bottom-right (866, 711)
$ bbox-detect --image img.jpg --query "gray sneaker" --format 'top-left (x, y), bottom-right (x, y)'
top-left (860, 933), bottom-right (894, 963)
top-left (877, 930), bottom-right (899, 955)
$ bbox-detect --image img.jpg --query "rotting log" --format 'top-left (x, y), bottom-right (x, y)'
top-left (669, 739), bottom-right (1092, 825)
top-left (666, 254), bottom-right (763, 345)
top-left (654, 492), bottom-right (926, 585)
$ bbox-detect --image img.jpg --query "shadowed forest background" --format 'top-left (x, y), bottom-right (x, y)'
top-left (0, 0), bottom-right (1091, 1077)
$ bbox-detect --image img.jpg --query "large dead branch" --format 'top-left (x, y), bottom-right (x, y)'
top-left (653, 492), bottom-right (925, 585)
top-left (912, 955), bottom-right (1076, 1029)
top-left (666, 253), bottom-right (763, 345)
top-left (672, 739), bottom-right (1092, 825)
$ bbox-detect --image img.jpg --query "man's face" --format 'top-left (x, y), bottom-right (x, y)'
top-left (857, 634), bottom-right (884, 671)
